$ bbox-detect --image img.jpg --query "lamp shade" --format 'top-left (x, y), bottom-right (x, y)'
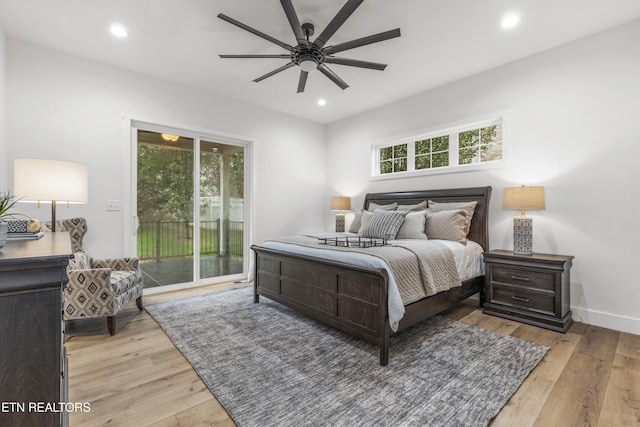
top-left (330, 196), bottom-right (351, 211)
top-left (14, 159), bottom-right (88, 204)
top-left (503, 186), bottom-right (545, 212)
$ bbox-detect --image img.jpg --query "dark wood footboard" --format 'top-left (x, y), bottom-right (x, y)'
top-left (252, 245), bottom-right (392, 365)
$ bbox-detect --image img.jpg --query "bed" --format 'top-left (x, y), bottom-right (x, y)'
top-left (251, 186), bottom-right (492, 366)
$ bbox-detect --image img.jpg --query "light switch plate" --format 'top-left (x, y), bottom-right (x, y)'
top-left (107, 200), bottom-right (120, 211)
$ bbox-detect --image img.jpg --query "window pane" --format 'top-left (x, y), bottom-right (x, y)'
top-left (380, 160), bottom-right (393, 174)
top-left (393, 158), bottom-right (407, 172)
top-left (432, 152), bottom-right (449, 168)
top-left (459, 147), bottom-right (478, 165)
top-left (415, 155), bottom-right (430, 170)
top-left (415, 139), bottom-right (429, 155)
top-left (380, 146), bottom-right (393, 161)
top-left (432, 136), bottom-right (449, 152)
top-left (481, 142), bottom-right (503, 162)
top-left (480, 125), bottom-right (500, 143)
top-left (459, 129), bottom-right (479, 148)
top-left (394, 144), bottom-right (407, 158)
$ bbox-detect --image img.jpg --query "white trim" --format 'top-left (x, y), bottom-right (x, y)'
top-left (123, 115), bottom-right (253, 290)
top-left (370, 110), bottom-right (512, 179)
top-left (143, 273), bottom-right (247, 295)
top-left (571, 305), bottom-right (640, 335)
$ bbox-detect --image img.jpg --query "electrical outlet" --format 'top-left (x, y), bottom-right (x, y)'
top-left (107, 200), bottom-right (120, 211)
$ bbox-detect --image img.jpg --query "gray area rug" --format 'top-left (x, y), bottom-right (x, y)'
top-left (146, 287), bottom-right (548, 427)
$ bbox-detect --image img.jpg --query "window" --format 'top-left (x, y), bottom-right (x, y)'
top-left (415, 136), bottom-right (449, 170)
top-left (379, 143), bottom-right (407, 174)
top-left (373, 116), bottom-right (506, 178)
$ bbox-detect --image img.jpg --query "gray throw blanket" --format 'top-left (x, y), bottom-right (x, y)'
top-left (268, 236), bottom-right (461, 305)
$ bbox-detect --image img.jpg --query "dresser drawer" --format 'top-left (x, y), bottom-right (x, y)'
top-left (490, 266), bottom-right (555, 291)
top-left (490, 285), bottom-right (555, 314)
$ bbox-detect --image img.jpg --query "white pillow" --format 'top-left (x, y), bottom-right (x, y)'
top-left (395, 210), bottom-right (428, 239)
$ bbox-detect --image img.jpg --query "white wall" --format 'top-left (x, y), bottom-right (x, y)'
top-left (325, 19), bottom-right (640, 334)
top-left (6, 39), bottom-right (326, 260)
top-left (0, 24), bottom-right (6, 189)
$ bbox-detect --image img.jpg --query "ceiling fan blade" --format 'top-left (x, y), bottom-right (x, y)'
top-left (323, 28), bottom-right (401, 55)
top-left (324, 57), bottom-right (387, 71)
top-left (297, 70), bottom-right (309, 93)
top-left (280, 0), bottom-right (308, 46)
top-left (220, 54), bottom-right (291, 59)
top-left (252, 62), bottom-right (296, 83)
top-left (218, 13), bottom-right (294, 52)
top-left (313, 0), bottom-right (365, 49)
top-left (317, 64), bottom-right (349, 90)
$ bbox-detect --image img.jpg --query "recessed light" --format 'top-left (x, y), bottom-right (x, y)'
top-left (317, 99), bottom-right (327, 106)
top-left (110, 23), bottom-right (128, 38)
top-left (501, 12), bottom-right (520, 30)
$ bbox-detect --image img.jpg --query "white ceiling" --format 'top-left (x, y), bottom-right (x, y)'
top-left (1, 0), bottom-right (640, 124)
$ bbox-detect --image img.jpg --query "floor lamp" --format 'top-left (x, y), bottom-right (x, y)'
top-left (14, 159), bottom-right (88, 232)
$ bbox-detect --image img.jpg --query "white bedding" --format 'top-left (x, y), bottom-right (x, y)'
top-left (254, 233), bottom-right (485, 332)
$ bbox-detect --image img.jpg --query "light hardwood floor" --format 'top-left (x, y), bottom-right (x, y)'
top-left (66, 283), bottom-right (640, 427)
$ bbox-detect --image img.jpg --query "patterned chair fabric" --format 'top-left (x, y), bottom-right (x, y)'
top-left (44, 218), bottom-right (144, 335)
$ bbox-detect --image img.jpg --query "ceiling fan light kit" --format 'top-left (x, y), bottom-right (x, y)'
top-left (218, 0), bottom-right (401, 93)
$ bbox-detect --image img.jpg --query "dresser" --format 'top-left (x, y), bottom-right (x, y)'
top-left (0, 232), bottom-right (72, 427)
top-left (483, 250), bottom-right (574, 333)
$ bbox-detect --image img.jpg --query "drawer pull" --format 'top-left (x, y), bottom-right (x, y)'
top-left (512, 295), bottom-right (530, 303)
top-left (511, 275), bottom-right (530, 282)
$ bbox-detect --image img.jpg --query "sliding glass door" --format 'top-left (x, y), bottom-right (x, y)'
top-left (135, 129), bottom-right (247, 289)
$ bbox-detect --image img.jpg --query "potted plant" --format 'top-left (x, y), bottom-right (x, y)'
top-left (0, 191), bottom-right (21, 249)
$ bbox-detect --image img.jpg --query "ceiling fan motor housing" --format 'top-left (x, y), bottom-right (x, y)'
top-left (292, 44), bottom-right (325, 70)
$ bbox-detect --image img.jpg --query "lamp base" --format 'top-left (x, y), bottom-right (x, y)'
top-left (513, 217), bottom-right (533, 255)
top-left (335, 213), bottom-right (345, 233)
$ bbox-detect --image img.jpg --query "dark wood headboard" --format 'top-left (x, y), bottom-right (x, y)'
top-left (363, 186), bottom-right (492, 251)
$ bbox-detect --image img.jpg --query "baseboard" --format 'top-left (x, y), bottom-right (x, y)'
top-left (571, 306), bottom-right (640, 335)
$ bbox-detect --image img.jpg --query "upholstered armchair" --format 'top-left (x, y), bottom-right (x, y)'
top-left (44, 218), bottom-right (144, 335)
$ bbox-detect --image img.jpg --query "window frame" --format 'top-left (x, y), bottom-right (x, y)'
top-left (370, 112), bottom-right (510, 180)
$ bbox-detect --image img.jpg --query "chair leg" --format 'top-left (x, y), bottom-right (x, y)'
top-left (107, 316), bottom-right (116, 335)
top-left (136, 296), bottom-right (144, 311)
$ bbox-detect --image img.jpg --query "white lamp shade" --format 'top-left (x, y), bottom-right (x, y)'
top-left (14, 159), bottom-right (88, 204)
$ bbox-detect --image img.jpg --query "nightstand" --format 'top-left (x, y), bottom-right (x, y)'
top-left (483, 250), bottom-right (574, 333)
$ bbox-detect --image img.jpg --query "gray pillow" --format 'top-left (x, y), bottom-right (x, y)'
top-left (350, 202), bottom-right (398, 232)
top-left (395, 210), bottom-right (428, 239)
top-left (367, 202), bottom-right (397, 212)
top-left (396, 200), bottom-right (427, 212)
top-left (428, 200), bottom-right (477, 235)
top-left (425, 209), bottom-right (468, 243)
top-left (359, 209), bottom-right (407, 240)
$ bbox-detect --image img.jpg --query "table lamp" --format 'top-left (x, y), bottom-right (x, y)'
top-left (14, 159), bottom-right (89, 232)
top-left (503, 185), bottom-right (545, 255)
top-left (330, 196), bottom-right (351, 232)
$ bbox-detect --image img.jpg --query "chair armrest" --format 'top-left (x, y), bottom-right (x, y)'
top-left (92, 257), bottom-right (140, 271)
top-left (67, 268), bottom-right (113, 298)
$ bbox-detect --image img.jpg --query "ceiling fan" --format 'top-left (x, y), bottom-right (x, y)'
top-left (218, 0), bottom-right (401, 93)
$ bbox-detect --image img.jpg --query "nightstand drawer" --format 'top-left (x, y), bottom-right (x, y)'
top-left (491, 285), bottom-right (555, 314)
top-left (490, 266), bottom-right (554, 291)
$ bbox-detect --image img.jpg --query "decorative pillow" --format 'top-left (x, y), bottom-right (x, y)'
top-left (428, 200), bottom-right (477, 235)
top-left (348, 210), bottom-right (364, 233)
top-left (396, 200), bottom-right (427, 212)
top-left (395, 210), bottom-right (428, 239)
top-left (366, 202), bottom-right (397, 212)
top-left (359, 209), bottom-right (407, 240)
top-left (425, 210), bottom-right (469, 243)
